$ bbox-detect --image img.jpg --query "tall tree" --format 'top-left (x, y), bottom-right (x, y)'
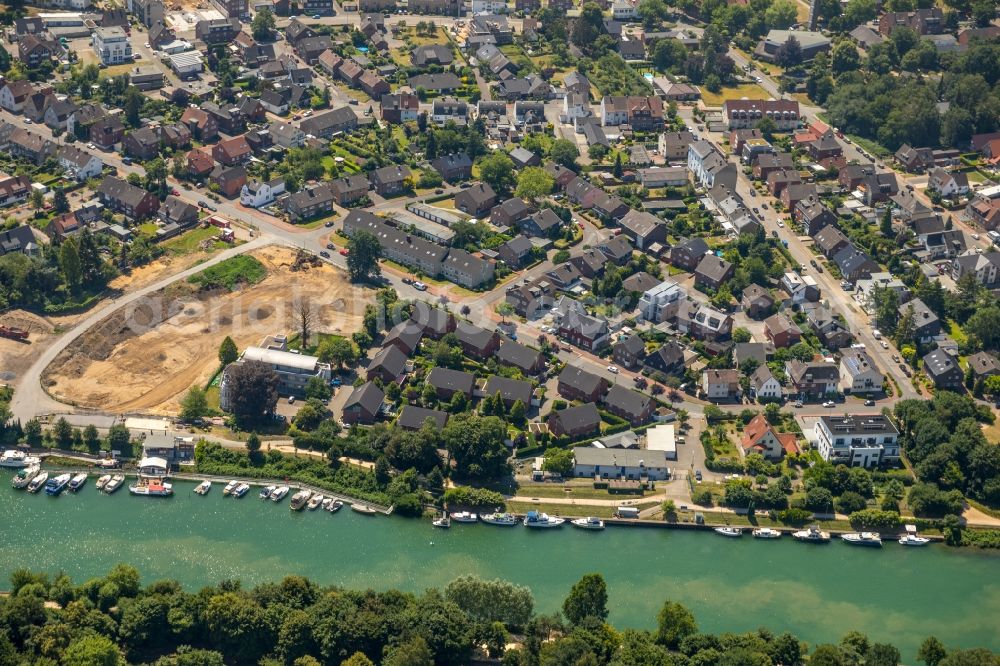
top-left (656, 600), bottom-right (697, 648)
top-left (562, 573), bottom-right (608, 625)
top-left (346, 230), bottom-right (382, 283)
top-left (222, 361), bottom-right (280, 426)
top-left (59, 238), bottom-right (82, 294)
top-left (219, 336), bottom-right (239, 365)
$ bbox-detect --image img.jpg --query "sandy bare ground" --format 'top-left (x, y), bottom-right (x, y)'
top-left (0, 250), bottom-right (226, 385)
top-left (42, 247), bottom-right (373, 415)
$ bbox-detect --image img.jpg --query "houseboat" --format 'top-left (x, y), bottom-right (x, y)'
top-left (68, 473), bottom-right (88, 492)
top-left (104, 474), bottom-right (125, 493)
top-left (271, 486), bottom-right (290, 502)
top-left (289, 490), bottom-right (312, 511)
top-left (129, 479), bottom-right (174, 497)
top-left (571, 516), bottom-right (605, 530)
top-left (26, 471), bottom-right (48, 493)
top-left (96, 474), bottom-right (111, 490)
top-left (842, 532), bottom-right (883, 547)
top-left (752, 528), bottom-right (782, 539)
top-left (450, 511), bottom-right (479, 523)
top-left (232, 483), bottom-right (250, 498)
top-left (792, 525), bottom-right (831, 543)
top-left (481, 512), bottom-right (519, 526)
top-left (524, 511), bottom-right (565, 528)
top-left (0, 450), bottom-right (40, 468)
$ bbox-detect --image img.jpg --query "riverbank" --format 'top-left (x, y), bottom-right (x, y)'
top-left (2, 474), bottom-right (998, 660)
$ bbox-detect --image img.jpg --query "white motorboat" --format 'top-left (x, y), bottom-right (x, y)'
top-left (792, 525), bottom-right (831, 543)
top-left (222, 480), bottom-right (238, 496)
top-left (27, 471), bottom-right (48, 493)
top-left (96, 474), bottom-right (111, 490)
top-left (450, 511), bottom-right (478, 523)
top-left (571, 516), bottom-right (605, 530)
top-left (327, 499), bottom-right (344, 513)
top-left (752, 528), bottom-right (782, 539)
top-left (104, 474), bottom-right (125, 494)
top-left (321, 498), bottom-right (334, 510)
top-left (232, 483), bottom-right (250, 498)
top-left (271, 486), bottom-right (290, 502)
top-left (0, 450), bottom-right (40, 468)
top-left (260, 485), bottom-right (275, 499)
top-left (899, 524), bottom-right (931, 546)
top-left (481, 512), bottom-right (518, 526)
top-left (45, 473), bottom-right (72, 495)
top-left (842, 532), bottom-right (883, 547)
top-left (129, 480), bottom-right (173, 497)
top-left (714, 526), bottom-right (743, 537)
top-left (433, 514), bottom-right (451, 528)
top-left (307, 494), bottom-right (324, 510)
top-left (351, 503), bottom-right (377, 515)
top-left (68, 473), bottom-right (88, 492)
top-left (289, 490), bottom-right (312, 511)
top-left (523, 511), bottom-right (565, 528)
top-left (12, 466), bottom-right (39, 489)
top-left (194, 481), bottom-right (212, 495)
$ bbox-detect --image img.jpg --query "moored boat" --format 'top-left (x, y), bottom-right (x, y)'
top-left (129, 480), bottom-right (173, 497)
top-left (232, 483), bottom-right (250, 498)
top-left (752, 528), bottom-right (782, 539)
top-left (194, 480), bottom-right (212, 495)
top-left (450, 511), bottom-right (478, 523)
top-left (842, 532), bottom-right (883, 547)
top-left (12, 466), bottom-right (38, 489)
top-left (481, 512), bottom-right (518, 526)
top-left (222, 480), bottom-right (238, 496)
top-left (899, 524), bottom-right (931, 547)
top-left (307, 494), bottom-right (324, 510)
top-left (571, 516), bottom-right (605, 530)
top-left (0, 450), bottom-right (40, 468)
top-left (327, 499), bottom-right (343, 513)
top-left (104, 474), bottom-right (125, 494)
top-left (27, 471), bottom-right (48, 493)
top-left (271, 486), bottom-right (290, 502)
top-left (96, 474), bottom-right (111, 490)
top-left (351, 503), bottom-right (377, 515)
top-left (523, 511), bottom-right (564, 528)
top-left (714, 526), bottom-right (742, 537)
top-left (260, 485), bottom-right (275, 499)
top-left (321, 498), bottom-right (334, 510)
top-left (289, 490), bottom-right (312, 511)
top-left (792, 525), bottom-right (831, 543)
top-left (45, 473), bottom-right (72, 495)
top-left (68, 473), bottom-right (88, 492)
top-left (433, 514), bottom-right (451, 528)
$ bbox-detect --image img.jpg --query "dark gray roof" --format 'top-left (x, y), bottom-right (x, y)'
top-left (495, 339), bottom-right (543, 372)
top-left (550, 402), bottom-right (601, 432)
top-left (558, 364), bottom-right (607, 396)
top-left (384, 320), bottom-right (424, 352)
top-left (396, 405), bottom-right (449, 430)
top-left (482, 375), bottom-right (533, 405)
top-left (602, 384), bottom-right (652, 418)
top-left (367, 344), bottom-right (408, 377)
top-left (427, 367), bottom-right (476, 394)
top-left (615, 334), bottom-right (645, 357)
top-left (344, 381), bottom-right (384, 413)
top-left (455, 323), bottom-right (497, 352)
top-left (408, 72), bottom-right (462, 91)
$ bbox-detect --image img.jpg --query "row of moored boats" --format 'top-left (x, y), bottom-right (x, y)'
top-left (713, 524), bottom-right (931, 547)
top-left (197, 480), bottom-right (376, 514)
top-left (433, 510), bottom-right (605, 530)
top-left (12, 465), bottom-right (128, 496)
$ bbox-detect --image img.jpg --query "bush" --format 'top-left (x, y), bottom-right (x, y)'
top-left (848, 509), bottom-right (901, 530)
top-left (836, 491), bottom-right (869, 514)
top-left (188, 256), bottom-right (267, 291)
top-left (908, 482), bottom-right (966, 518)
top-left (442, 486), bottom-right (506, 509)
top-left (692, 488), bottom-right (714, 506)
top-left (776, 507), bottom-right (813, 525)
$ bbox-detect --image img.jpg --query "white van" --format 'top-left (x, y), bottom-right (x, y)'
top-left (872, 329), bottom-right (882, 340)
top-left (616, 506), bottom-right (640, 519)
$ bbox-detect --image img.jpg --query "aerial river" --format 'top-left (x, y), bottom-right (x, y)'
top-left (3, 478), bottom-right (999, 660)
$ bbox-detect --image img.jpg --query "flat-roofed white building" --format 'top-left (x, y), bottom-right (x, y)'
top-left (168, 50), bottom-right (204, 76)
top-left (814, 414), bottom-right (899, 468)
top-left (219, 334), bottom-right (332, 411)
top-left (93, 26), bottom-right (132, 65)
top-left (638, 279), bottom-right (685, 322)
top-left (646, 423), bottom-right (677, 460)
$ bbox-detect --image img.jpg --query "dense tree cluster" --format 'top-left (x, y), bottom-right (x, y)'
top-left (895, 392), bottom-right (1000, 507)
top-left (1, 566), bottom-right (995, 666)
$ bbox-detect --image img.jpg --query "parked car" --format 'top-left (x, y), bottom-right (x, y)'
top-left (326, 243), bottom-right (335, 250)
top-left (413, 281), bottom-right (428, 291)
top-left (339, 248), bottom-right (349, 256)
top-left (880, 340), bottom-right (889, 349)
top-left (864, 399), bottom-right (876, 406)
top-left (319, 251), bottom-right (330, 258)
top-left (823, 401), bottom-right (835, 408)
top-left (606, 365), bottom-right (619, 374)
top-left (402, 277), bottom-right (414, 284)
top-left (325, 221), bottom-right (335, 227)
top-left (794, 400), bottom-right (803, 408)
top-left (694, 470), bottom-right (702, 481)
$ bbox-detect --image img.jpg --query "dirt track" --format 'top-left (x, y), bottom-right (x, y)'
top-left (42, 247), bottom-right (373, 415)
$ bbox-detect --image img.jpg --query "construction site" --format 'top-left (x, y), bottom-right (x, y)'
top-left (41, 246), bottom-right (372, 416)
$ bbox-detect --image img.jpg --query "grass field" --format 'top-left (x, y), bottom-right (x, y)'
top-left (188, 255), bottom-right (267, 291)
top-left (162, 226), bottom-right (230, 256)
top-left (701, 83), bottom-right (772, 107)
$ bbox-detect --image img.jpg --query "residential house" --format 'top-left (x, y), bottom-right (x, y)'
top-left (427, 367), bottom-right (475, 400)
top-left (557, 365), bottom-right (609, 403)
top-left (572, 446), bottom-right (671, 481)
top-left (96, 176), bottom-right (160, 220)
top-left (741, 413), bottom-right (798, 460)
top-left (901, 298), bottom-right (940, 343)
top-left (548, 403), bottom-right (602, 439)
top-left (329, 175), bottom-right (370, 206)
top-left (212, 135), bottom-right (252, 166)
top-left (45, 212), bottom-right (82, 242)
top-left (409, 303), bottom-right (455, 339)
top-left (284, 183), bottom-right (336, 221)
top-left (721, 99), bottom-right (800, 130)
top-left (180, 107), bottom-right (218, 142)
top-left (618, 209), bottom-right (667, 249)
top-left (764, 312), bottom-right (801, 348)
top-left (370, 165), bottom-right (411, 197)
top-left (157, 195), bottom-right (199, 229)
top-left (832, 245), bottom-right (878, 282)
top-left (0, 226), bottom-right (38, 257)
top-left (702, 369), bottom-right (740, 400)
top-left (455, 324), bottom-right (501, 360)
top-left (674, 301), bottom-right (733, 341)
top-left (967, 351), bottom-right (1000, 384)
top-left (741, 284), bottom-right (775, 319)
top-left (670, 237), bottom-right (710, 271)
top-left (342, 382), bottom-right (385, 424)
top-left (643, 341), bottom-right (685, 377)
top-left (796, 196), bottom-right (836, 236)
top-left (480, 376), bottom-right (534, 409)
top-left (240, 178), bottom-right (286, 208)
top-left (396, 405), bottom-right (449, 431)
top-left (442, 249), bottom-right (495, 288)
top-left (366, 345), bottom-right (408, 383)
top-left (951, 251), bottom-right (1000, 287)
top-left (269, 121), bottom-right (305, 149)
top-left (750, 365), bottom-right (782, 401)
top-left (380, 92), bottom-right (419, 124)
top-left (300, 106), bottom-right (358, 139)
top-left (599, 95), bottom-right (664, 130)
top-left (57, 145), bottom-right (103, 181)
top-left (496, 339), bottom-right (545, 375)
top-left (491, 197), bottom-right (533, 228)
top-left (922, 349), bottom-right (963, 390)
top-left (383, 320), bottom-right (424, 356)
top-left (839, 348), bottom-right (884, 394)
top-left (407, 73), bottom-right (462, 94)
top-left (431, 153), bottom-right (473, 182)
top-left (613, 334), bottom-right (646, 370)
top-left (786, 360), bottom-right (840, 399)
top-left (122, 127), bottom-right (161, 161)
top-left (928, 167), bottom-right (970, 198)
top-left (454, 183), bottom-right (497, 217)
top-left (0, 176), bottom-right (33, 208)
top-left (694, 254), bottom-right (734, 291)
top-left (0, 81), bottom-right (35, 114)
top-left (878, 7), bottom-right (943, 36)
top-left (519, 208), bottom-right (561, 237)
top-left (808, 306), bottom-right (854, 349)
top-left (558, 309), bottom-right (610, 351)
top-left (209, 165), bottom-right (247, 199)
top-left (602, 385), bottom-right (655, 426)
top-left (814, 224), bottom-right (851, 257)
top-left (186, 149), bottom-right (215, 180)
top-left (658, 130), bottom-right (696, 161)
top-left (637, 279), bottom-right (685, 323)
top-left (497, 235), bottom-right (534, 268)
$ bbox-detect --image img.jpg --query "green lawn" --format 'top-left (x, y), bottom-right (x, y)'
top-left (162, 226), bottom-right (230, 256)
top-left (188, 256), bottom-right (266, 291)
top-left (701, 83), bottom-right (772, 107)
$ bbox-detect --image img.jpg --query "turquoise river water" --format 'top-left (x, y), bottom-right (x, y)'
top-left (2, 477), bottom-right (999, 660)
